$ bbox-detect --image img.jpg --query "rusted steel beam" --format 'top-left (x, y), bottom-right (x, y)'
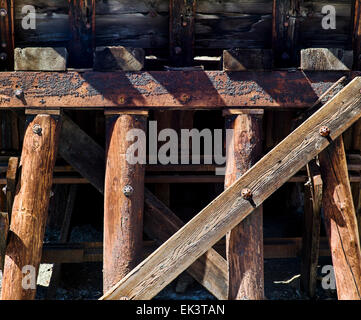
top-left (0, 0), bottom-right (14, 70)
top-left (0, 71), bottom-right (357, 109)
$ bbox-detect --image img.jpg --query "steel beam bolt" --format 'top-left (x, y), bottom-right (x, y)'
top-left (241, 188), bottom-right (253, 200)
top-left (319, 126), bottom-right (330, 137)
top-left (0, 9), bottom-right (7, 17)
top-left (32, 124), bottom-right (42, 135)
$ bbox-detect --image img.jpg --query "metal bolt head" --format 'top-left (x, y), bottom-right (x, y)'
top-left (32, 124), bottom-right (42, 135)
top-left (182, 21), bottom-right (188, 27)
top-left (319, 126), bottom-right (330, 137)
top-left (241, 188), bottom-right (253, 200)
top-left (123, 185), bottom-right (134, 197)
top-left (14, 89), bottom-right (23, 98)
top-left (0, 52), bottom-right (7, 61)
top-left (175, 47), bottom-right (182, 55)
top-left (0, 9), bottom-right (7, 17)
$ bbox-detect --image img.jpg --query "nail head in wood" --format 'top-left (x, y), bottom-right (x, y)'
top-left (14, 89), bottom-right (23, 99)
top-left (123, 185), bottom-right (134, 197)
top-left (32, 124), bottom-right (42, 135)
top-left (319, 126), bottom-right (331, 137)
top-left (241, 188), bottom-right (253, 200)
top-left (0, 9), bottom-right (7, 17)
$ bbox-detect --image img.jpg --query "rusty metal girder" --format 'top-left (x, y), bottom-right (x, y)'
top-left (0, 71), bottom-right (357, 109)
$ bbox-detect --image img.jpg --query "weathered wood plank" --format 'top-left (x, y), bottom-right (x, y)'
top-left (14, 47), bottom-right (68, 71)
top-left (301, 48), bottom-right (353, 71)
top-left (144, 188), bottom-right (228, 300)
top-left (223, 49), bottom-right (273, 71)
top-left (301, 160), bottom-right (322, 298)
top-left (94, 47), bottom-right (144, 71)
top-left (319, 136), bottom-right (361, 300)
top-left (101, 77), bottom-right (361, 300)
top-left (0, 71), bottom-right (356, 109)
top-left (1, 113), bottom-right (62, 300)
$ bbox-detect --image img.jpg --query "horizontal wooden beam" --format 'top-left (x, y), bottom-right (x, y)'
top-left (0, 71), bottom-right (358, 109)
top-left (40, 238), bottom-right (331, 264)
top-left (101, 77), bottom-right (361, 300)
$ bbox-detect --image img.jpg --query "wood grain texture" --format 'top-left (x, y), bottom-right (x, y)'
top-left (319, 136), bottom-right (361, 300)
top-left (144, 188), bottom-right (228, 300)
top-left (224, 111), bottom-right (264, 300)
top-left (0, 212), bottom-right (9, 271)
top-left (103, 113), bottom-right (147, 293)
top-left (101, 77), bottom-right (361, 301)
top-left (301, 160), bottom-right (322, 298)
top-left (169, 0), bottom-right (196, 66)
top-left (5, 156), bottom-right (19, 217)
top-left (0, 0), bottom-right (14, 71)
top-left (1, 114), bottom-right (62, 300)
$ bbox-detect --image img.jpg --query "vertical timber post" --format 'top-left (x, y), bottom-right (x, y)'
top-left (272, 0), bottom-right (300, 67)
top-left (301, 160), bottom-right (322, 298)
top-left (68, 0), bottom-right (96, 68)
top-left (1, 111), bottom-right (62, 300)
top-left (103, 110), bottom-right (148, 293)
top-left (223, 109), bottom-right (264, 300)
top-left (0, 0), bottom-right (14, 71)
top-left (319, 136), bottom-right (361, 300)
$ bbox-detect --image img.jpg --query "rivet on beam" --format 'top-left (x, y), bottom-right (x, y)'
top-left (319, 126), bottom-right (331, 137)
top-left (241, 188), bottom-right (253, 200)
top-left (123, 185), bottom-right (134, 197)
top-left (32, 124), bottom-right (42, 135)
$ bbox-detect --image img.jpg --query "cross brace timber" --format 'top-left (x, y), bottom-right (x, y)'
top-left (101, 77), bottom-right (361, 300)
top-left (0, 71), bottom-right (358, 109)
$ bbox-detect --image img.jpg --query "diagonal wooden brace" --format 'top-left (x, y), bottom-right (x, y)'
top-left (100, 77), bottom-right (361, 300)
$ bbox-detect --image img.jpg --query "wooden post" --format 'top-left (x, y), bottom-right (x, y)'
top-left (0, 212), bottom-right (9, 271)
top-left (103, 110), bottom-right (148, 293)
top-left (223, 109), bottom-right (264, 300)
top-left (353, 0), bottom-right (361, 70)
top-left (1, 112), bottom-right (62, 300)
top-left (301, 160), bottom-right (322, 298)
top-left (0, 0), bottom-right (14, 71)
top-left (319, 137), bottom-right (361, 300)
top-left (272, 0), bottom-right (300, 67)
top-left (6, 156), bottom-right (19, 217)
top-left (68, 0), bottom-right (96, 67)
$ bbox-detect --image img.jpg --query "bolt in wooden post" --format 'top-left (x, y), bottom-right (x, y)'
top-left (103, 110), bottom-right (148, 293)
top-left (319, 136), bottom-right (361, 300)
top-left (223, 109), bottom-right (264, 300)
top-left (1, 112), bottom-right (62, 300)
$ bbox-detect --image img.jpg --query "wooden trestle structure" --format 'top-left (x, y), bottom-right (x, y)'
top-left (1, 0), bottom-right (361, 300)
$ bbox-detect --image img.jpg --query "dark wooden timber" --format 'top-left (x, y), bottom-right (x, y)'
top-left (0, 0), bottom-right (14, 71)
top-left (68, 0), bottom-right (95, 68)
top-left (224, 110), bottom-right (264, 300)
top-left (169, 0), bottom-right (196, 66)
top-left (272, 0), bottom-right (300, 67)
top-left (319, 137), bottom-right (361, 300)
top-left (353, 0), bottom-right (361, 70)
top-left (301, 160), bottom-right (322, 298)
top-left (103, 111), bottom-right (147, 293)
top-left (0, 71), bottom-right (357, 109)
top-left (1, 113), bottom-right (62, 300)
